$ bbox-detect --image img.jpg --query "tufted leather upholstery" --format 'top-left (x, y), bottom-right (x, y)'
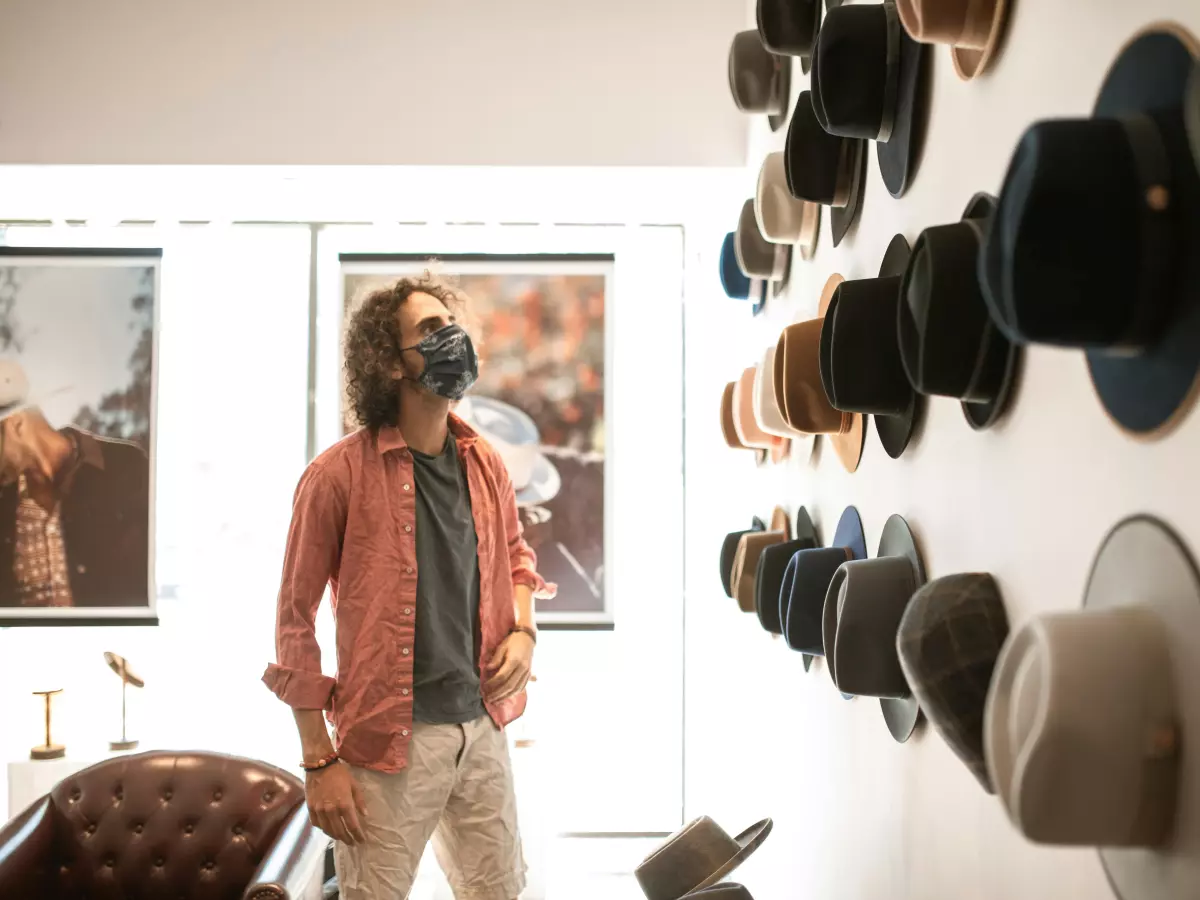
top-left (0, 750), bottom-right (329, 900)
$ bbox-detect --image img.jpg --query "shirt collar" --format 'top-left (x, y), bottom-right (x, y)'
top-left (376, 412), bottom-right (479, 456)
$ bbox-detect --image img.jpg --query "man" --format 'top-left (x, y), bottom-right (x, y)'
top-left (0, 361), bottom-right (150, 608)
top-left (263, 271), bottom-right (553, 900)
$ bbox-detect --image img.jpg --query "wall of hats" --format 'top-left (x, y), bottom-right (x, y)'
top-left (685, 1), bottom-right (1200, 899)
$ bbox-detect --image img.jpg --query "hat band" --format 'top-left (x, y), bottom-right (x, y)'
top-left (771, 243), bottom-right (790, 281)
top-left (1115, 113), bottom-right (1176, 351)
top-left (831, 139), bottom-right (856, 208)
top-left (875, 0), bottom-right (902, 144)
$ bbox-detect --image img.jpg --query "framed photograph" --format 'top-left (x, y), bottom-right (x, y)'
top-left (0, 248), bottom-right (159, 627)
top-left (339, 253), bottom-right (614, 630)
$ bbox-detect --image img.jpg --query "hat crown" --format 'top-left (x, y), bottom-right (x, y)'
top-left (820, 278), bottom-right (913, 415)
top-left (757, 0), bottom-right (817, 56)
top-left (815, 3), bottom-right (893, 140)
top-left (729, 31), bottom-right (783, 113)
top-left (986, 608), bottom-right (1180, 847)
top-left (826, 557), bottom-right (917, 697)
top-left (756, 152), bottom-right (808, 240)
top-left (900, 219), bottom-right (1004, 401)
top-left (635, 816), bottom-right (742, 900)
top-left (785, 92), bottom-right (855, 206)
top-left (757, 537), bottom-right (818, 633)
top-left (720, 232), bottom-right (753, 301)
top-left (981, 114), bottom-right (1186, 350)
top-left (896, 0), bottom-right (993, 48)
top-left (0, 360), bottom-right (29, 409)
top-left (776, 320), bottom-right (851, 434)
top-left (897, 572), bottom-right (1008, 792)
top-left (782, 546), bottom-right (850, 654)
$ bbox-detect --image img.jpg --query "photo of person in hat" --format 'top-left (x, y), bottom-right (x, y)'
top-left (0, 359), bottom-right (151, 608)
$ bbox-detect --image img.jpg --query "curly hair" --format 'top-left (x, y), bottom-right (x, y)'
top-left (343, 268), bottom-right (469, 431)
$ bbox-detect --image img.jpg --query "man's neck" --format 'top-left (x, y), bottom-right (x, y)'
top-left (396, 382), bottom-right (451, 456)
top-left (24, 427), bottom-right (75, 505)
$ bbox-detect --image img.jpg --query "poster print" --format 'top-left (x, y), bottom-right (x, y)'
top-left (0, 248), bottom-right (159, 627)
top-left (340, 253), bottom-right (612, 629)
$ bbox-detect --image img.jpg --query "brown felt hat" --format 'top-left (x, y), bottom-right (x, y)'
top-left (733, 531), bottom-right (787, 613)
top-left (720, 382), bottom-right (749, 450)
top-left (897, 0), bottom-right (1009, 81)
top-left (773, 274), bottom-right (865, 472)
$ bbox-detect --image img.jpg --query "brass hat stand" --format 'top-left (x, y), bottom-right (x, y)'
top-left (104, 651), bottom-right (144, 752)
top-left (30, 688), bottom-right (65, 760)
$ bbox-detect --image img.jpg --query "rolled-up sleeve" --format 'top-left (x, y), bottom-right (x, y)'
top-left (262, 463), bottom-right (344, 710)
top-left (495, 453), bottom-right (557, 600)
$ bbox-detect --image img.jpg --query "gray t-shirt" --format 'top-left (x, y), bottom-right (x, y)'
top-left (409, 434), bottom-right (487, 724)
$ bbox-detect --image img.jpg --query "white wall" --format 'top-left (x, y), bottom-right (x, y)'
top-left (0, 0), bottom-right (747, 167)
top-left (683, 1), bottom-right (1200, 899)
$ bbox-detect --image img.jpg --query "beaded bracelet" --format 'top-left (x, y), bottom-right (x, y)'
top-left (300, 752), bottom-right (339, 772)
top-left (512, 625), bottom-right (537, 644)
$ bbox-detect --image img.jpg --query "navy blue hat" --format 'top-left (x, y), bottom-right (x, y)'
top-left (980, 28), bottom-right (1200, 436)
top-left (754, 508), bottom-right (817, 635)
top-left (720, 232), bottom-right (754, 300)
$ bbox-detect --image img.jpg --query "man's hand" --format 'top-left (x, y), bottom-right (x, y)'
top-left (305, 763), bottom-right (368, 845)
top-left (484, 630), bottom-right (535, 702)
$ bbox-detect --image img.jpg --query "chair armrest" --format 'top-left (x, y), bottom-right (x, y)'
top-left (243, 804), bottom-right (330, 900)
top-left (0, 797), bottom-right (55, 898)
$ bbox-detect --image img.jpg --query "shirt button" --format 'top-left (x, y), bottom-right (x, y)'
top-left (401, 730), bottom-right (409, 737)
top-left (404, 525), bottom-right (412, 533)
top-left (401, 688), bottom-right (410, 696)
top-left (402, 484), bottom-right (411, 492)
top-left (402, 647), bottom-right (410, 655)
top-left (405, 566), bottom-right (413, 574)
top-left (404, 607), bottom-right (412, 615)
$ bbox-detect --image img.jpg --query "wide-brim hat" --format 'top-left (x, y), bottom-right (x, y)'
top-left (757, 0), bottom-right (822, 65)
top-left (720, 516), bottom-right (767, 599)
top-left (681, 884), bottom-right (755, 900)
top-left (980, 25), bottom-right (1200, 438)
top-left (756, 152), bottom-right (821, 260)
top-left (455, 396), bottom-right (561, 507)
top-left (636, 816), bottom-right (773, 900)
top-left (784, 92), bottom-right (868, 248)
top-left (899, 193), bottom-right (1021, 431)
top-left (823, 514), bottom-right (926, 739)
top-left (733, 366), bottom-right (778, 451)
top-left (731, 506), bottom-right (792, 612)
top-left (755, 507), bottom-right (818, 634)
top-left (720, 382), bottom-right (749, 450)
top-left (736, 199), bottom-right (791, 300)
top-left (812, 0), bottom-right (930, 198)
top-left (774, 275), bottom-right (866, 472)
top-left (729, 30), bottom-right (793, 133)
top-left (753, 346), bottom-right (816, 465)
top-left (781, 506), bottom-right (867, 677)
top-left (821, 234), bottom-right (923, 459)
top-left (985, 516), bottom-right (1200, 900)
top-left (897, 573), bottom-right (1009, 792)
top-left (897, 0), bottom-right (1009, 81)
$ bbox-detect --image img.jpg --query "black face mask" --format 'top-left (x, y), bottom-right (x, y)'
top-left (400, 324), bottom-right (479, 401)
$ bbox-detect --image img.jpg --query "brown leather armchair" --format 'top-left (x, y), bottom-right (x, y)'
top-left (0, 750), bottom-right (329, 900)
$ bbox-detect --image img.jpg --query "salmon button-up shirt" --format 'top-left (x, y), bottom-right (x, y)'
top-left (262, 415), bottom-right (554, 774)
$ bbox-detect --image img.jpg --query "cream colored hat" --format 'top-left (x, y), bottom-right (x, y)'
top-left (984, 516), bottom-right (1200, 900)
top-left (753, 345), bottom-right (816, 462)
top-left (755, 152), bottom-right (821, 260)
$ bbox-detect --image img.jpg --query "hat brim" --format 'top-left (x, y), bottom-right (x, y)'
top-left (877, 14), bottom-right (931, 199)
top-left (831, 139), bottom-right (868, 247)
top-left (514, 452), bottom-right (561, 507)
top-left (767, 55), bottom-right (793, 133)
top-left (690, 819), bottom-right (774, 894)
top-left (830, 505), bottom-right (868, 699)
top-left (1085, 26), bottom-right (1200, 438)
top-left (876, 514), bottom-right (926, 742)
top-left (817, 275), bottom-right (867, 471)
top-left (1076, 516), bottom-right (1200, 900)
top-left (958, 192), bottom-right (1023, 431)
top-left (869, 234), bottom-right (923, 459)
top-left (949, 0), bottom-right (1010, 80)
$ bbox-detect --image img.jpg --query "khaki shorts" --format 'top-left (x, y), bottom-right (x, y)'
top-left (334, 715), bottom-right (526, 900)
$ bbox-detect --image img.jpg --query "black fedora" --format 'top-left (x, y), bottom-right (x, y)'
top-left (980, 26), bottom-right (1200, 437)
top-left (899, 194), bottom-right (1021, 430)
top-left (757, 0), bottom-right (822, 75)
top-left (785, 92), bottom-right (868, 248)
top-left (728, 30), bottom-right (793, 133)
top-left (823, 513), bottom-right (926, 741)
top-left (821, 234), bottom-right (924, 459)
top-left (736, 199), bottom-right (791, 300)
top-left (755, 508), bottom-right (818, 636)
top-left (812, 0), bottom-right (929, 198)
top-left (720, 517), bottom-right (767, 599)
top-left (781, 506), bottom-right (867, 688)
